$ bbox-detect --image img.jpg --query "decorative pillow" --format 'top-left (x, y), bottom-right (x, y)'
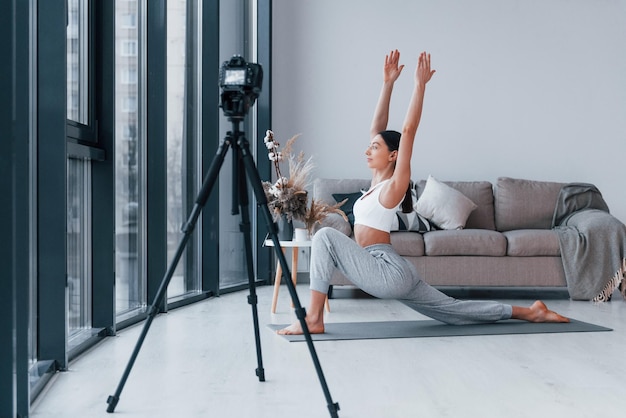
top-left (334, 188), bottom-right (434, 233)
top-left (416, 179), bottom-right (496, 230)
top-left (390, 188), bottom-right (434, 233)
top-left (391, 211), bottom-right (434, 233)
top-left (332, 192), bottom-right (362, 226)
top-left (414, 175), bottom-right (478, 230)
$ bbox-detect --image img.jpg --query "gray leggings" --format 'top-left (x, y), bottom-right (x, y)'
top-left (309, 227), bottom-right (513, 325)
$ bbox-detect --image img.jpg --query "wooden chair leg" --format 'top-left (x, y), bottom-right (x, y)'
top-left (270, 260), bottom-right (282, 314)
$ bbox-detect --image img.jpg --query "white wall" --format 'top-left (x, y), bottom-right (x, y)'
top-left (271, 0), bottom-right (626, 222)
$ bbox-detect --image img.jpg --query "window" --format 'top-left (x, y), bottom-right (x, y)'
top-left (66, 0), bottom-right (89, 125)
top-left (166, 0), bottom-right (202, 300)
top-left (217, 0), bottom-right (261, 290)
top-left (66, 0), bottom-right (96, 352)
top-left (67, 158), bottom-right (93, 344)
top-left (115, 0), bottom-right (146, 320)
top-left (7, 0), bottom-right (270, 413)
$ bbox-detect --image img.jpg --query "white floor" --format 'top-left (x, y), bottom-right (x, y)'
top-left (31, 285), bottom-right (626, 418)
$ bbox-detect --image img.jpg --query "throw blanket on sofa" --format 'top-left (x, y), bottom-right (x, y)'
top-left (552, 183), bottom-right (626, 301)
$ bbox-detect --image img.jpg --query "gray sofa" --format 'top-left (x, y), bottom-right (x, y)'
top-left (313, 176), bottom-right (570, 295)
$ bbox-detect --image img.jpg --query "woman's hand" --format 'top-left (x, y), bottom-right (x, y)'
top-left (383, 49), bottom-right (405, 83)
top-left (415, 51), bottom-right (436, 87)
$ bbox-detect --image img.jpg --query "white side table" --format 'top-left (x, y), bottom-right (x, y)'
top-left (264, 239), bottom-right (330, 314)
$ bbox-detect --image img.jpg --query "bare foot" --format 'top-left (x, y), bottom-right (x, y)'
top-left (277, 316), bottom-right (325, 335)
top-left (513, 300), bottom-right (570, 323)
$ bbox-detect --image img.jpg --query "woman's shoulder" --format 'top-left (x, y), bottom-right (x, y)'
top-left (379, 178), bottom-right (405, 208)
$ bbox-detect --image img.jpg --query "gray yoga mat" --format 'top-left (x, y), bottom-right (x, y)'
top-left (268, 319), bottom-right (611, 342)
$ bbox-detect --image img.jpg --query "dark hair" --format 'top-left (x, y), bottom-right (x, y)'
top-left (378, 130), bottom-right (401, 151)
top-left (401, 182), bottom-right (413, 213)
top-left (378, 130), bottom-right (413, 213)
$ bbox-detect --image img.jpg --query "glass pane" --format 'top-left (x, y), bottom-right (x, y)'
top-left (30, 139), bottom-right (37, 365)
top-left (29, 13), bottom-right (38, 364)
top-left (218, 0), bottom-right (257, 289)
top-left (66, 0), bottom-right (89, 124)
top-left (115, 0), bottom-right (146, 318)
top-left (67, 158), bottom-right (92, 341)
top-left (166, 0), bottom-right (201, 300)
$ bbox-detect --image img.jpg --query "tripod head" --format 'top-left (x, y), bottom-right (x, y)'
top-left (219, 55), bottom-right (263, 118)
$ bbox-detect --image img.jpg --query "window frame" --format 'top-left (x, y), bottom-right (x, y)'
top-left (64, 0), bottom-right (106, 358)
top-left (66, 0), bottom-right (100, 149)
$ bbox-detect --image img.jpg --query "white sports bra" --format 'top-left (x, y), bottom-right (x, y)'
top-left (353, 179), bottom-right (400, 233)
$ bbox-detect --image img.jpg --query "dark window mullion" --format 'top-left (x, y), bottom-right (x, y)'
top-left (255, 0), bottom-right (272, 284)
top-left (1, 1), bottom-right (33, 414)
top-left (201, 0), bottom-right (220, 295)
top-left (38, 0), bottom-right (69, 371)
top-left (145, 0), bottom-right (168, 310)
top-left (91, 0), bottom-right (116, 333)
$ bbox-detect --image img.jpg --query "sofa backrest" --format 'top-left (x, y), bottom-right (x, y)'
top-left (314, 177), bottom-right (568, 232)
top-left (494, 177), bottom-right (564, 231)
top-left (313, 178), bottom-right (371, 205)
top-left (315, 178), bottom-right (497, 231)
top-left (416, 180), bottom-right (496, 230)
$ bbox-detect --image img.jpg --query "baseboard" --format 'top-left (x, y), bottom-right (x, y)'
top-left (328, 285), bottom-right (570, 300)
top-left (435, 286), bottom-right (570, 300)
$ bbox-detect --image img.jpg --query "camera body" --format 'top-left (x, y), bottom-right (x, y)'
top-left (219, 55), bottom-right (263, 118)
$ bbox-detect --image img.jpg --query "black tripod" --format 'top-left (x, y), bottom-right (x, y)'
top-left (106, 116), bottom-right (340, 417)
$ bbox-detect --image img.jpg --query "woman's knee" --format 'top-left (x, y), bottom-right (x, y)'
top-left (314, 226), bottom-right (341, 239)
top-left (311, 227), bottom-right (351, 265)
top-left (312, 226), bottom-right (344, 246)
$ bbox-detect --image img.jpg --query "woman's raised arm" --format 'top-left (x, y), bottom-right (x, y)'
top-left (370, 49), bottom-right (405, 138)
top-left (387, 52), bottom-right (435, 198)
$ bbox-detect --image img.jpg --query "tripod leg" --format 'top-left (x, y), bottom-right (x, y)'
top-left (106, 135), bottom-right (234, 413)
top-left (236, 135), bottom-right (340, 418)
top-left (234, 145), bottom-right (266, 382)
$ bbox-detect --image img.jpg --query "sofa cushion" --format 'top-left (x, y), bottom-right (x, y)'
top-left (494, 177), bottom-right (564, 231)
top-left (503, 230), bottom-right (561, 256)
top-left (391, 231), bottom-right (425, 256)
top-left (417, 179), bottom-right (496, 230)
top-left (423, 230), bottom-right (507, 256)
top-left (414, 175), bottom-right (478, 230)
top-left (314, 213), bottom-right (352, 236)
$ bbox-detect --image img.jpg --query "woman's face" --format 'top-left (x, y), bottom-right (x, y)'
top-left (365, 135), bottom-right (396, 169)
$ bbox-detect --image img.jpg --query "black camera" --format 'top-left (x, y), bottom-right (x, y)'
top-left (219, 55), bottom-right (263, 118)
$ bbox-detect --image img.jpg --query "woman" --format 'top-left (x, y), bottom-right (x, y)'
top-left (278, 50), bottom-right (568, 335)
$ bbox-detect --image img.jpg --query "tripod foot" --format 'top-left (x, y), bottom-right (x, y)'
top-left (106, 395), bottom-right (119, 413)
top-left (256, 367), bottom-right (265, 382)
top-left (328, 402), bottom-right (340, 418)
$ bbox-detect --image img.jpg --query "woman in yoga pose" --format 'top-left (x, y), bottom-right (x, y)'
top-left (278, 50), bottom-right (568, 335)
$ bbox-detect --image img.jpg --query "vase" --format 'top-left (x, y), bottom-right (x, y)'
top-left (294, 227), bottom-right (310, 242)
top-left (277, 214), bottom-right (294, 241)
